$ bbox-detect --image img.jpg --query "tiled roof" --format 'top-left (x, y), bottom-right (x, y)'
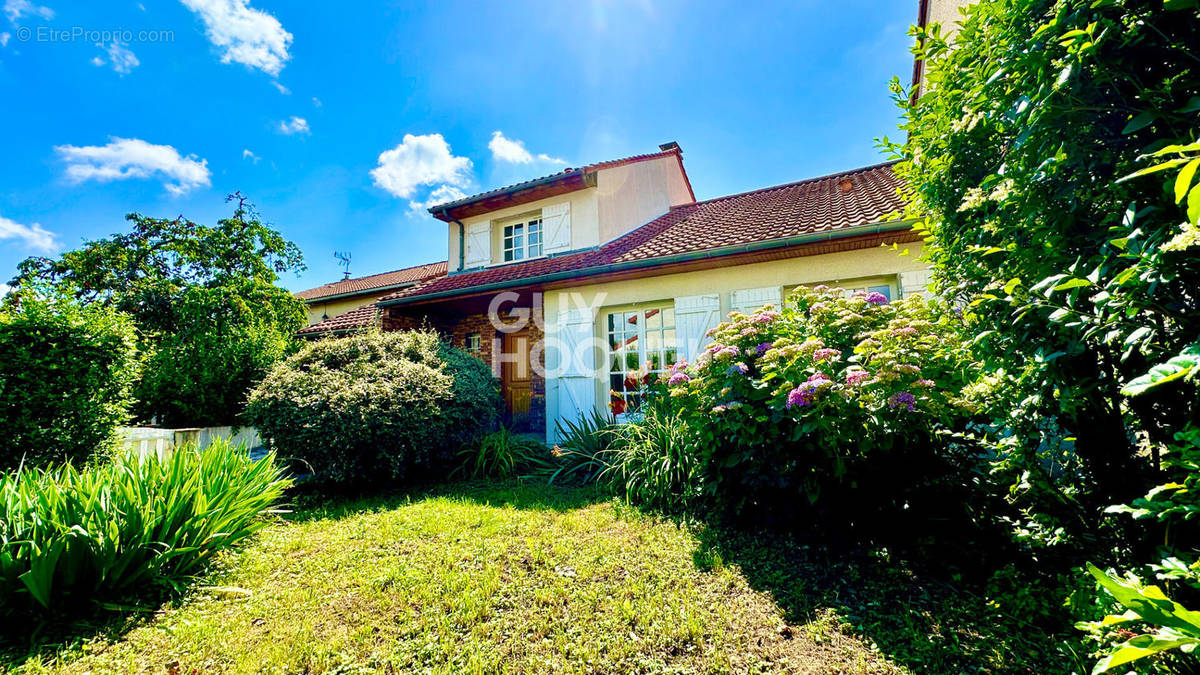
top-left (295, 261), bottom-right (448, 301)
top-left (297, 302), bottom-right (381, 336)
top-left (427, 148), bottom-right (683, 214)
top-left (383, 161), bottom-right (904, 305)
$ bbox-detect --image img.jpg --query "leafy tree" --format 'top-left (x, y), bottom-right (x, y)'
top-left (11, 194), bottom-right (306, 426)
top-left (886, 0), bottom-right (1200, 518)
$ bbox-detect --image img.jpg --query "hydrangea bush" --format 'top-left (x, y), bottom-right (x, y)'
top-left (666, 285), bottom-right (977, 532)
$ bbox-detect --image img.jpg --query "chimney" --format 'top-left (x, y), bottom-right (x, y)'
top-left (659, 141), bottom-right (680, 153)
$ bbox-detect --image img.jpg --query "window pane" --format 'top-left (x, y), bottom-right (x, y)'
top-left (647, 330), bottom-right (661, 352)
top-left (504, 224), bottom-right (513, 237)
top-left (607, 314), bottom-right (617, 332)
top-left (504, 249), bottom-right (514, 262)
top-left (529, 242), bottom-right (542, 257)
top-left (664, 347), bottom-right (677, 365)
top-left (646, 309), bottom-right (661, 330)
top-left (868, 285), bottom-right (892, 300)
top-left (610, 374), bottom-right (623, 391)
top-left (624, 351), bottom-right (639, 370)
top-left (662, 308), bottom-right (675, 328)
top-left (513, 248), bottom-right (524, 261)
top-left (663, 328), bottom-right (676, 348)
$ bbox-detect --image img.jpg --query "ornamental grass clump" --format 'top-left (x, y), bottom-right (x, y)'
top-left (666, 285), bottom-right (978, 534)
top-left (0, 439), bottom-right (289, 621)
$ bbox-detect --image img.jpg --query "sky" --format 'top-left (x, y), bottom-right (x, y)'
top-left (0, 0), bottom-right (918, 293)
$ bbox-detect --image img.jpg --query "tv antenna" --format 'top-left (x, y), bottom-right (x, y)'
top-left (334, 251), bottom-right (352, 279)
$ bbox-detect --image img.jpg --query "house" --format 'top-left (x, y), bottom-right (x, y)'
top-left (295, 0), bottom-right (972, 440)
top-left (370, 145), bottom-right (927, 441)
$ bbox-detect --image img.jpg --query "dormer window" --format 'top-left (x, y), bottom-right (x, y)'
top-left (502, 217), bottom-right (543, 262)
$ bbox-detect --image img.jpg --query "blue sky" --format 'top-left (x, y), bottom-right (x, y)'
top-left (0, 0), bottom-right (917, 292)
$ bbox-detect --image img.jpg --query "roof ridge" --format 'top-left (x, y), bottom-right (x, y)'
top-left (685, 160), bottom-right (900, 208)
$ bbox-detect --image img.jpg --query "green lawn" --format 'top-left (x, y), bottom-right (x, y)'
top-left (4, 482), bottom-right (1070, 674)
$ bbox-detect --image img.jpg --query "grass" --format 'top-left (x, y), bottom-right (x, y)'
top-left (4, 482), bottom-right (903, 674)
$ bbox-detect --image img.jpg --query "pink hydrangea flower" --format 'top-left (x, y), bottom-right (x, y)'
top-left (914, 379), bottom-right (935, 388)
top-left (668, 372), bottom-right (690, 386)
top-left (865, 292), bottom-right (889, 305)
top-left (846, 370), bottom-right (871, 386)
top-left (892, 326), bottom-right (918, 337)
top-left (812, 348), bottom-right (841, 362)
top-left (752, 311), bottom-right (780, 324)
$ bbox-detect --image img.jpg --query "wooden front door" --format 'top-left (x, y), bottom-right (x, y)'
top-left (500, 329), bottom-right (532, 424)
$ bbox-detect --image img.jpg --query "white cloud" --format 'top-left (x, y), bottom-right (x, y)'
top-left (0, 215), bottom-right (56, 252)
top-left (371, 133), bottom-right (473, 200)
top-left (4, 0), bottom-right (53, 23)
top-left (0, 284), bottom-right (10, 297)
top-left (92, 41), bottom-right (139, 74)
top-left (276, 116), bottom-right (309, 135)
top-left (272, 80), bottom-right (290, 95)
top-left (179, 0), bottom-right (292, 76)
top-left (54, 137), bottom-right (211, 195)
top-left (311, 96), bottom-right (321, 107)
top-left (488, 130), bottom-right (566, 165)
top-left (242, 148), bottom-right (259, 163)
top-left (0, 33), bottom-right (10, 47)
top-left (409, 184), bottom-right (468, 212)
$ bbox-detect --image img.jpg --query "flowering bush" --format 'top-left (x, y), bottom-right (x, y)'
top-left (666, 285), bottom-right (976, 530)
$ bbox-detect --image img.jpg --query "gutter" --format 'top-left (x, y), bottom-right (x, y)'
top-left (379, 219), bottom-right (915, 308)
top-left (428, 169), bottom-right (585, 219)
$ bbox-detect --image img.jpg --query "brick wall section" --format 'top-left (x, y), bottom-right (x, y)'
top-left (383, 306), bottom-right (546, 433)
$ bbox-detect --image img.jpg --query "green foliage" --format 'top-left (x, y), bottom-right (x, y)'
top-left (1081, 564), bottom-right (1200, 673)
top-left (0, 439), bottom-right (289, 619)
top-left (666, 288), bottom-right (976, 530)
top-left (887, 0), bottom-right (1200, 507)
top-left (0, 292), bottom-right (139, 470)
top-left (602, 406), bottom-right (700, 513)
top-left (134, 279), bottom-right (304, 426)
top-left (455, 428), bottom-right (555, 479)
top-left (244, 329), bottom-right (501, 485)
top-left (11, 194), bottom-right (307, 426)
top-left (549, 409), bottom-right (617, 484)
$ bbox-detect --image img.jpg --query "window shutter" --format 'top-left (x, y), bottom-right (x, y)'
top-left (730, 286), bottom-right (782, 315)
top-left (899, 270), bottom-right (930, 298)
top-left (464, 220), bottom-right (491, 268)
top-left (550, 307), bottom-right (597, 441)
top-left (542, 202), bottom-right (572, 253)
top-left (674, 294), bottom-right (720, 362)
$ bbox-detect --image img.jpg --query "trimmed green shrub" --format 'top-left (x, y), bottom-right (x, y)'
top-left (0, 294), bottom-right (139, 470)
top-left (244, 329), bottom-right (501, 485)
top-left (0, 439), bottom-right (289, 620)
top-left (665, 286), bottom-right (978, 533)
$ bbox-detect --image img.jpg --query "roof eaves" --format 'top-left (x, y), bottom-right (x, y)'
top-left (379, 218), bottom-right (914, 308)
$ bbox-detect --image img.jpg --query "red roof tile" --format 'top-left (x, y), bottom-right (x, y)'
top-left (295, 261), bottom-right (447, 301)
top-left (382, 161), bottom-right (904, 306)
top-left (297, 302), bottom-right (381, 336)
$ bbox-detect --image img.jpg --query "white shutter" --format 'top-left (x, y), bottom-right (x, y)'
top-left (551, 307), bottom-right (597, 441)
top-left (899, 270), bottom-right (931, 298)
top-left (542, 202), bottom-right (571, 253)
top-left (464, 220), bottom-right (491, 268)
top-left (674, 294), bottom-right (721, 362)
top-left (730, 286), bottom-right (782, 315)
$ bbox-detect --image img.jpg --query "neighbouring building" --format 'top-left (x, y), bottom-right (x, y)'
top-left (296, 261), bottom-right (446, 337)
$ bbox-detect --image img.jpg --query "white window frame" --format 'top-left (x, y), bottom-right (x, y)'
top-left (605, 304), bottom-right (677, 420)
top-left (500, 215), bottom-right (543, 263)
top-left (465, 332), bottom-right (481, 355)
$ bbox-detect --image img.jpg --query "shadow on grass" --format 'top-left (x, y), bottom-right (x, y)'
top-left (281, 476), bottom-right (606, 523)
top-left (691, 526), bottom-right (1088, 675)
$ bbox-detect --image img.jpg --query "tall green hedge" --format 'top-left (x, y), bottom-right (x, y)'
top-left (244, 329), bottom-right (500, 485)
top-left (0, 295), bottom-right (140, 470)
